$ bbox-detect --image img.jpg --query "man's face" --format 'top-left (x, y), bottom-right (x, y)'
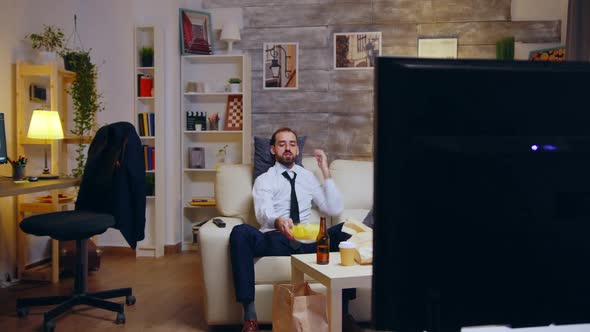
top-left (271, 131), bottom-right (298, 167)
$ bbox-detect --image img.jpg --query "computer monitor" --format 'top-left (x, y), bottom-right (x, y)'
top-left (373, 57), bottom-right (590, 332)
top-left (0, 113), bottom-right (7, 164)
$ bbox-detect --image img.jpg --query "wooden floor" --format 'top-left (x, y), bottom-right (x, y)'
top-left (0, 251), bottom-right (238, 332)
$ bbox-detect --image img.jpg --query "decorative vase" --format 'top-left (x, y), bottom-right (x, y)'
top-left (141, 54), bottom-right (153, 67)
top-left (36, 51), bottom-right (58, 65)
top-left (230, 83), bottom-right (241, 93)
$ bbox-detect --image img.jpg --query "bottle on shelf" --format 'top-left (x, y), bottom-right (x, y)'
top-left (316, 216), bottom-right (330, 265)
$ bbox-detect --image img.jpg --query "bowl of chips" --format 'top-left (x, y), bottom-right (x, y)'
top-left (291, 223), bottom-right (320, 244)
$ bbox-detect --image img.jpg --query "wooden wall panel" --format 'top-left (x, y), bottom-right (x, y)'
top-left (241, 27), bottom-right (329, 49)
top-left (373, 0), bottom-right (434, 24)
top-left (418, 21), bottom-right (560, 44)
top-left (244, 4), bottom-right (372, 27)
top-left (202, 0), bottom-right (561, 160)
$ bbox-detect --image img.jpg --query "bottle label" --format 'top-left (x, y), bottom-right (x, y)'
top-left (317, 245), bottom-right (329, 254)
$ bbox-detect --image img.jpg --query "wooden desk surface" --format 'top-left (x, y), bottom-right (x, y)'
top-left (0, 177), bottom-right (80, 197)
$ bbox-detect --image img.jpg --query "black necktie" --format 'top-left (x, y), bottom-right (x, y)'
top-left (282, 171), bottom-right (299, 224)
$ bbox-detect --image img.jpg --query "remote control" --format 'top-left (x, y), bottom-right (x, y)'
top-left (212, 218), bottom-right (226, 228)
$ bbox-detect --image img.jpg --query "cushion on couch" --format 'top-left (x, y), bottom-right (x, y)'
top-left (330, 160), bottom-right (373, 210)
top-left (215, 164), bottom-right (256, 226)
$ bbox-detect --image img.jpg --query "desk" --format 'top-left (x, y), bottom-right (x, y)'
top-left (291, 252), bottom-right (372, 332)
top-left (0, 178), bottom-right (79, 197)
top-left (0, 177), bottom-right (80, 283)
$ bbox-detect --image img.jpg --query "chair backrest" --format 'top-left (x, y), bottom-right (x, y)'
top-left (75, 122), bottom-right (146, 249)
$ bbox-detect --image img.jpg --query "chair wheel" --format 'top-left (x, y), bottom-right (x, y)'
top-left (116, 312), bottom-right (126, 324)
top-left (126, 295), bottom-right (136, 305)
top-left (44, 320), bottom-right (55, 332)
top-left (16, 307), bottom-right (29, 317)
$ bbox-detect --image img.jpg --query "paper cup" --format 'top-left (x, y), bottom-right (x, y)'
top-left (339, 241), bottom-right (356, 266)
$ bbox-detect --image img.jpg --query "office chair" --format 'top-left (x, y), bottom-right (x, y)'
top-left (16, 122), bottom-right (146, 332)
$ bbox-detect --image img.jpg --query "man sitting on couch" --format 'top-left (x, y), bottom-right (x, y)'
top-left (230, 127), bottom-right (356, 332)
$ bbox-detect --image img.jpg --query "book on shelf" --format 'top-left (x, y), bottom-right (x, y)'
top-left (190, 196), bottom-right (216, 206)
top-left (149, 112), bottom-right (155, 136)
top-left (139, 75), bottom-right (153, 97)
top-left (137, 112), bottom-right (156, 136)
top-left (142, 145), bottom-right (155, 170)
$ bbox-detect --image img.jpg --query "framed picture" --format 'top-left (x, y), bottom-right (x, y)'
top-left (334, 32), bottom-right (382, 70)
top-left (418, 37), bottom-right (458, 59)
top-left (179, 8), bottom-right (213, 55)
top-left (263, 42), bottom-right (298, 90)
top-left (529, 46), bottom-right (566, 62)
top-left (188, 147), bottom-right (205, 169)
top-left (225, 95), bottom-right (243, 130)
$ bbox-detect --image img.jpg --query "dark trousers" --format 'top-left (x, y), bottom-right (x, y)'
top-left (230, 222), bottom-right (355, 304)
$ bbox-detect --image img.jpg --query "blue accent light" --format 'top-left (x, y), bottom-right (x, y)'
top-left (531, 145), bottom-right (538, 151)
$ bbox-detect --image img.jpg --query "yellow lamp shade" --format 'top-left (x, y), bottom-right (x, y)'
top-left (27, 110), bottom-right (64, 139)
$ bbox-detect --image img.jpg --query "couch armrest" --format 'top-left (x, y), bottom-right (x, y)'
top-left (198, 217), bottom-right (245, 324)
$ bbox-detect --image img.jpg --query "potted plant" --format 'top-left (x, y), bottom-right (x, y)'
top-left (217, 144), bottom-right (229, 163)
top-left (145, 173), bottom-right (155, 196)
top-left (228, 77), bottom-right (241, 93)
top-left (25, 25), bottom-right (65, 64)
top-left (139, 47), bottom-right (154, 67)
top-left (66, 49), bottom-right (104, 177)
top-left (62, 50), bottom-right (85, 71)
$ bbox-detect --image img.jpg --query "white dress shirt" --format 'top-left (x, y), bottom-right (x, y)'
top-left (253, 162), bottom-right (343, 233)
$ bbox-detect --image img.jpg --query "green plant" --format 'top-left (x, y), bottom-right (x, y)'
top-left (67, 50), bottom-right (104, 177)
top-left (140, 47), bottom-right (154, 58)
top-left (218, 144), bottom-right (228, 156)
top-left (228, 77), bottom-right (241, 84)
top-left (496, 36), bottom-right (515, 60)
top-left (139, 47), bottom-right (154, 67)
top-left (145, 173), bottom-right (155, 196)
top-left (26, 25), bottom-right (65, 53)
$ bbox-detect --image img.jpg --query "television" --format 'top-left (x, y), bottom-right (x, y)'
top-left (0, 113), bottom-right (7, 164)
top-left (373, 57), bottom-right (590, 332)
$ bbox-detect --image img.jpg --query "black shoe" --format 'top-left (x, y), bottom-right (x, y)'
top-left (241, 319), bottom-right (259, 332)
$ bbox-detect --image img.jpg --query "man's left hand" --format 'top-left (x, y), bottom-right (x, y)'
top-left (314, 149), bottom-right (331, 179)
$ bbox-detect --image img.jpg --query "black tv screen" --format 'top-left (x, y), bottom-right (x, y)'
top-left (373, 57), bottom-right (590, 332)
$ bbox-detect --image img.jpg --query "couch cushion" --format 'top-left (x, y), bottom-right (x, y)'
top-left (253, 135), bottom-right (307, 180)
top-left (254, 256), bottom-right (314, 283)
top-left (215, 164), bottom-right (256, 226)
top-left (335, 208), bottom-right (372, 224)
top-left (330, 160), bottom-right (373, 211)
top-left (301, 157), bottom-right (323, 185)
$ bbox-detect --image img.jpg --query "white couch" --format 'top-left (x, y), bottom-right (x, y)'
top-left (198, 157), bottom-right (373, 325)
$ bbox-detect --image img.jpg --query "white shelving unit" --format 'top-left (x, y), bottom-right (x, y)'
top-left (133, 25), bottom-right (165, 257)
top-left (180, 54), bottom-right (251, 250)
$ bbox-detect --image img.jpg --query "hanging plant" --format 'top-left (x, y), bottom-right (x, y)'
top-left (67, 49), bottom-right (104, 177)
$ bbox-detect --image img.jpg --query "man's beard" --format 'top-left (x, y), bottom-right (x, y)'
top-left (277, 153), bottom-right (295, 167)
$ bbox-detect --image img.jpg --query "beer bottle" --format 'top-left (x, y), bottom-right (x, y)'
top-left (316, 216), bottom-right (330, 265)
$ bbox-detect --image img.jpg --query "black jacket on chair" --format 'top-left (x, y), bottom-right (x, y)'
top-left (76, 122), bottom-right (146, 249)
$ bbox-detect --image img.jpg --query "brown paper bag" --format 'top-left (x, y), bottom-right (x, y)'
top-left (272, 282), bottom-right (328, 332)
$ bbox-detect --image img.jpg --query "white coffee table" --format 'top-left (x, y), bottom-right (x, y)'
top-left (291, 252), bottom-right (372, 332)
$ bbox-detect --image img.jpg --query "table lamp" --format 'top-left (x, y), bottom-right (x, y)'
top-left (220, 23), bottom-right (241, 53)
top-left (27, 109), bottom-right (64, 179)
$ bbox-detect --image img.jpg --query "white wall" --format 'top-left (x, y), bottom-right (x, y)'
top-left (0, 0), bottom-right (203, 279)
top-left (512, 0), bottom-right (569, 59)
top-left (78, 0), bottom-right (203, 246)
top-left (0, 0), bottom-right (81, 280)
